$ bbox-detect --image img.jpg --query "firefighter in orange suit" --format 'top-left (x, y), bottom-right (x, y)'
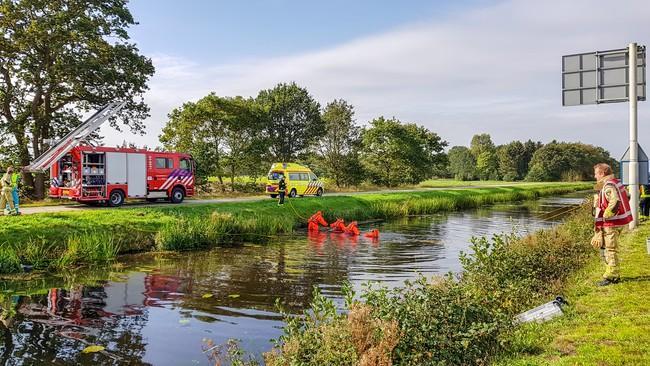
top-left (590, 163), bottom-right (633, 286)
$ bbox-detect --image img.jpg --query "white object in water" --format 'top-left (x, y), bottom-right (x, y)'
top-left (515, 297), bottom-right (568, 324)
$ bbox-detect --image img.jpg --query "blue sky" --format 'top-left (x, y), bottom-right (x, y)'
top-left (127, 0), bottom-right (488, 63)
top-left (102, 0), bottom-right (650, 157)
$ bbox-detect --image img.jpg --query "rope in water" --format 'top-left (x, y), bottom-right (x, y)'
top-left (538, 204), bottom-right (583, 221)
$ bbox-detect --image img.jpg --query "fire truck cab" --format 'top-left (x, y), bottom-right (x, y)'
top-left (49, 146), bottom-right (195, 206)
top-left (25, 102), bottom-right (195, 207)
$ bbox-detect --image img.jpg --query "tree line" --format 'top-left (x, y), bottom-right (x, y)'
top-left (161, 83), bottom-right (618, 189)
top-left (160, 82), bottom-right (447, 188)
top-left (448, 134), bottom-right (618, 182)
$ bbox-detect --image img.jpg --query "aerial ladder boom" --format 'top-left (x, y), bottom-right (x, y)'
top-left (23, 101), bottom-right (126, 173)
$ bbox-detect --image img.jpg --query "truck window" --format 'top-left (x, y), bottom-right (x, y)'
top-left (180, 158), bottom-right (191, 171)
top-left (289, 173), bottom-right (301, 180)
top-left (156, 157), bottom-right (174, 169)
top-left (299, 173), bottom-right (310, 181)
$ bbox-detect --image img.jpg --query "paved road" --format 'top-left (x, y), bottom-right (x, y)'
top-left (19, 183), bottom-right (532, 215)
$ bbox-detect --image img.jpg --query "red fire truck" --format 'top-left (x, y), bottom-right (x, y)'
top-left (25, 102), bottom-right (195, 207)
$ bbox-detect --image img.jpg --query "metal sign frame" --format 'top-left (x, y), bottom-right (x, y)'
top-left (562, 46), bottom-right (646, 106)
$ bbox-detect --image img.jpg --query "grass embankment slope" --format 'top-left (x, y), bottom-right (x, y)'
top-left (495, 221), bottom-right (650, 366)
top-left (0, 183), bottom-right (589, 273)
top-left (260, 187), bottom-right (597, 365)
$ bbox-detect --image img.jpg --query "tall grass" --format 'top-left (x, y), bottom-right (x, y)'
top-left (55, 231), bottom-right (121, 269)
top-left (0, 245), bottom-right (21, 273)
top-left (155, 211), bottom-right (296, 251)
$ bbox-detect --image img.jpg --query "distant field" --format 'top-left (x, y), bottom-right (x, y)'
top-left (419, 179), bottom-right (522, 188)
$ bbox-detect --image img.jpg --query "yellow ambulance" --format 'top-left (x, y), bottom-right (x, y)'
top-left (265, 163), bottom-right (324, 198)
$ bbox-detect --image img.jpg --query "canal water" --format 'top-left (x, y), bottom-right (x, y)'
top-left (0, 193), bottom-right (587, 365)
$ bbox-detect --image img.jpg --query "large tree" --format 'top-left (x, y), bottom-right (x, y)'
top-left (470, 134), bottom-right (498, 180)
top-left (470, 133), bottom-right (495, 159)
top-left (315, 99), bottom-right (363, 187)
top-left (361, 117), bottom-right (447, 186)
top-left (448, 146), bottom-right (476, 181)
top-left (256, 82), bottom-right (322, 162)
top-left (525, 141), bottom-right (617, 181)
top-left (160, 94), bottom-right (268, 188)
top-left (0, 0), bottom-right (154, 198)
top-left (496, 141), bottom-right (526, 181)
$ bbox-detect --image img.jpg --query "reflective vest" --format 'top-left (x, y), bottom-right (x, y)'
top-left (642, 185), bottom-right (650, 198)
top-left (595, 178), bottom-right (633, 228)
top-left (10, 173), bottom-right (19, 189)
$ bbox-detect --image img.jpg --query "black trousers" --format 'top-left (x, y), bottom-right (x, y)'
top-left (641, 198), bottom-right (650, 216)
top-left (278, 191), bottom-right (285, 204)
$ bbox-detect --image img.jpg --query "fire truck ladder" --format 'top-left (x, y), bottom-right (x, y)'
top-left (24, 101), bottom-right (126, 173)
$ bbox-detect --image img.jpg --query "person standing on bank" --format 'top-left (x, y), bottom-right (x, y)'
top-left (0, 166), bottom-right (17, 216)
top-left (277, 174), bottom-right (287, 206)
top-left (9, 168), bottom-right (20, 214)
top-left (640, 184), bottom-right (650, 218)
top-left (590, 163), bottom-right (633, 286)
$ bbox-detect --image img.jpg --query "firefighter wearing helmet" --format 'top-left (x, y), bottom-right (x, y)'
top-left (590, 163), bottom-right (632, 286)
top-left (0, 165), bottom-right (18, 216)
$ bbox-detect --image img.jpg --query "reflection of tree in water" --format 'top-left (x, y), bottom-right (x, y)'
top-left (150, 241), bottom-right (353, 315)
top-left (0, 283), bottom-right (151, 365)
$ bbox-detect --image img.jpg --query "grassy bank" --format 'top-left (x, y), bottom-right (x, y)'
top-left (494, 221), bottom-right (650, 365)
top-left (0, 183), bottom-right (589, 274)
top-left (259, 191), bottom-right (596, 366)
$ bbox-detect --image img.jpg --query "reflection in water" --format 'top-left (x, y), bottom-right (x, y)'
top-left (0, 193), bottom-right (586, 365)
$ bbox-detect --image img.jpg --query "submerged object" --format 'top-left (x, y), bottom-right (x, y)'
top-left (308, 221), bottom-right (320, 231)
top-left (308, 211), bottom-right (328, 226)
top-left (364, 229), bottom-right (379, 238)
top-left (515, 296), bottom-right (568, 324)
top-left (344, 221), bottom-right (360, 236)
top-left (307, 211), bottom-right (328, 232)
top-left (330, 218), bottom-right (346, 232)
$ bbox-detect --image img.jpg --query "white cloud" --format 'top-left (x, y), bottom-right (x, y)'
top-left (101, 0), bottom-right (650, 157)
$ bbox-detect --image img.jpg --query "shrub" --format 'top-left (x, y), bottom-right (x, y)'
top-left (265, 286), bottom-right (400, 366)
top-left (363, 276), bottom-right (506, 366)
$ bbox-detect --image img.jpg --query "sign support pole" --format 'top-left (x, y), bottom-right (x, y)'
top-left (629, 42), bottom-right (639, 229)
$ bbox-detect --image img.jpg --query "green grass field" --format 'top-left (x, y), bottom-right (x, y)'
top-left (495, 221), bottom-right (650, 365)
top-left (418, 178), bottom-right (522, 188)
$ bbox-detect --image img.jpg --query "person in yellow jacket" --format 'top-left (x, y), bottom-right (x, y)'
top-left (9, 170), bottom-right (20, 214)
top-left (640, 184), bottom-right (650, 218)
top-left (0, 166), bottom-right (18, 216)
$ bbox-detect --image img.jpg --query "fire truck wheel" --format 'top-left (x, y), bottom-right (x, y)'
top-left (171, 187), bottom-right (185, 204)
top-left (108, 190), bottom-right (125, 207)
top-left (316, 188), bottom-right (323, 197)
top-left (288, 189), bottom-right (297, 198)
